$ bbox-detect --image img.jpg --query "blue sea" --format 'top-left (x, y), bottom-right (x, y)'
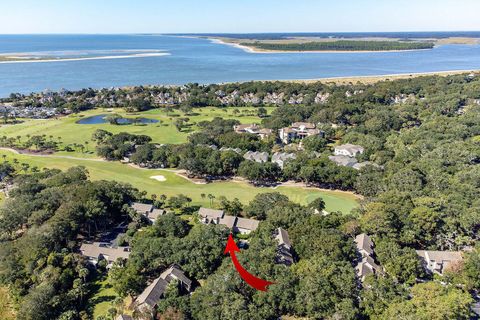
top-left (1, 33), bottom-right (480, 97)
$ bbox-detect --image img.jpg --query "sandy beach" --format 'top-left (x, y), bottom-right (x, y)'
top-left (278, 69), bottom-right (480, 84)
top-left (0, 52), bottom-right (170, 64)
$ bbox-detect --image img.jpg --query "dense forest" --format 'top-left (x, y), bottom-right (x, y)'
top-left (1, 73), bottom-right (480, 319)
top-left (241, 40), bottom-right (435, 51)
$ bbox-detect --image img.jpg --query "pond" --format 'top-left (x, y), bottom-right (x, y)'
top-left (76, 114), bottom-right (159, 125)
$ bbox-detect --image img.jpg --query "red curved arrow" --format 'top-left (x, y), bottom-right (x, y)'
top-left (224, 234), bottom-right (274, 291)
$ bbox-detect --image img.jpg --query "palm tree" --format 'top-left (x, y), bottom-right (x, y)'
top-left (21, 163), bottom-right (29, 173)
top-left (78, 268), bottom-right (89, 284)
top-left (207, 194), bottom-right (215, 206)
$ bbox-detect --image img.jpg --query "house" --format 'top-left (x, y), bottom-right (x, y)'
top-left (258, 128), bottom-right (274, 140)
top-left (116, 315), bottom-right (133, 320)
top-left (278, 127), bottom-right (297, 145)
top-left (234, 123), bottom-right (260, 134)
top-left (198, 208), bottom-right (225, 224)
top-left (352, 161), bottom-right (380, 170)
top-left (274, 228), bottom-right (294, 266)
top-left (243, 151), bottom-right (269, 163)
top-left (219, 147), bottom-right (242, 154)
top-left (355, 233), bottom-right (374, 257)
top-left (234, 124), bottom-right (273, 140)
top-left (80, 242), bottom-right (131, 268)
top-left (218, 215), bottom-right (237, 229)
top-left (131, 202), bottom-right (154, 215)
top-left (234, 217), bottom-right (260, 235)
top-left (135, 265), bottom-right (192, 312)
top-left (146, 209), bottom-right (166, 224)
top-left (291, 122), bottom-right (316, 130)
top-left (328, 155), bottom-right (358, 168)
top-left (334, 144), bottom-right (365, 157)
top-left (131, 202), bottom-right (165, 224)
top-left (271, 152), bottom-right (297, 169)
top-left (416, 250), bottom-right (463, 276)
top-left (198, 207), bottom-right (260, 234)
top-left (354, 234), bottom-right (383, 282)
top-left (279, 122), bottom-right (325, 144)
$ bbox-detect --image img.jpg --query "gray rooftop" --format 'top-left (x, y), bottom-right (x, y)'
top-left (131, 202), bottom-right (154, 214)
top-left (235, 217), bottom-right (260, 231)
top-left (148, 209), bottom-right (166, 220)
top-left (243, 151), bottom-right (269, 163)
top-left (355, 233), bottom-right (374, 257)
top-left (335, 143), bottom-right (364, 154)
top-left (275, 227), bottom-right (292, 250)
top-left (136, 265), bottom-right (192, 309)
top-left (80, 242), bottom-right (131, 262)
top-left (218, 215), bottom-right (237, 229)
top-left (198, 207), bottom-right (225, 220)
top-left (329, 155), bottom-right (358, 167)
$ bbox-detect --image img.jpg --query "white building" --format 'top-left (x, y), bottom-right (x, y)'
top-left (416, 250), bottom-right (463, 276)
top-left (334, 144), bottom-right (365, 157)
top-left (80, 242), bottom-right (131, 268)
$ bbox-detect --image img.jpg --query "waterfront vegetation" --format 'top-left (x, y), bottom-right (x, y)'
top-left (241, 40), bottom-right (435, 51)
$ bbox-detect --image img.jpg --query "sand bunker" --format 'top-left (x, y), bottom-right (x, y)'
top-left (150, 175), bottom-right (167, 182)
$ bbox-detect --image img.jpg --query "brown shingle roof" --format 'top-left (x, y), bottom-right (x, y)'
top-left (80, 242), bottom-right (130, 262)
top-left (235, 217), bottom-right (260, 232)
top-left (148, 209), bottom-right (166, 220)
top-left (198, 208), bottom-right (225, 220)
top-left (219, 215), bottom-right (237, 229)
top-left (131, 202), bottom-right (154, 214)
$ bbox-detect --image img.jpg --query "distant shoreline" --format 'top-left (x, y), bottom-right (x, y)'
top-left (208, 37), bottom-right (435, 54)
top-left (273, 69), bottom-right (480, 84)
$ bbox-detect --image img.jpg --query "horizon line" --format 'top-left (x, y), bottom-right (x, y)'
top-left (1, 30), bottom-right (480, 36)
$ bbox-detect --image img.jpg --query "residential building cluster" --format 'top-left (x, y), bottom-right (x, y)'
top-left (354, 233), bottom-right (466, 282)
top-left (198, 207), bottom-right (259, 234)
top-left (0, 104), bottom-right (64, 119)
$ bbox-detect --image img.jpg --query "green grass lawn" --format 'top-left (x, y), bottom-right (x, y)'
top-left (0, 150), bottom-right (359, 213)
top-left (86, 276), bottom-right (119, 319)
top-left (0, 107), bottom-right (273, 158)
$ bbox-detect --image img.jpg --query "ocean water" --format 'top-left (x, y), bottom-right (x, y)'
top-left (1, 34), bottom-right (480, 97)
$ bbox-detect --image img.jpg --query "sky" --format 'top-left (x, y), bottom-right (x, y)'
top-left (1, 0), bottom-right (480, 34)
